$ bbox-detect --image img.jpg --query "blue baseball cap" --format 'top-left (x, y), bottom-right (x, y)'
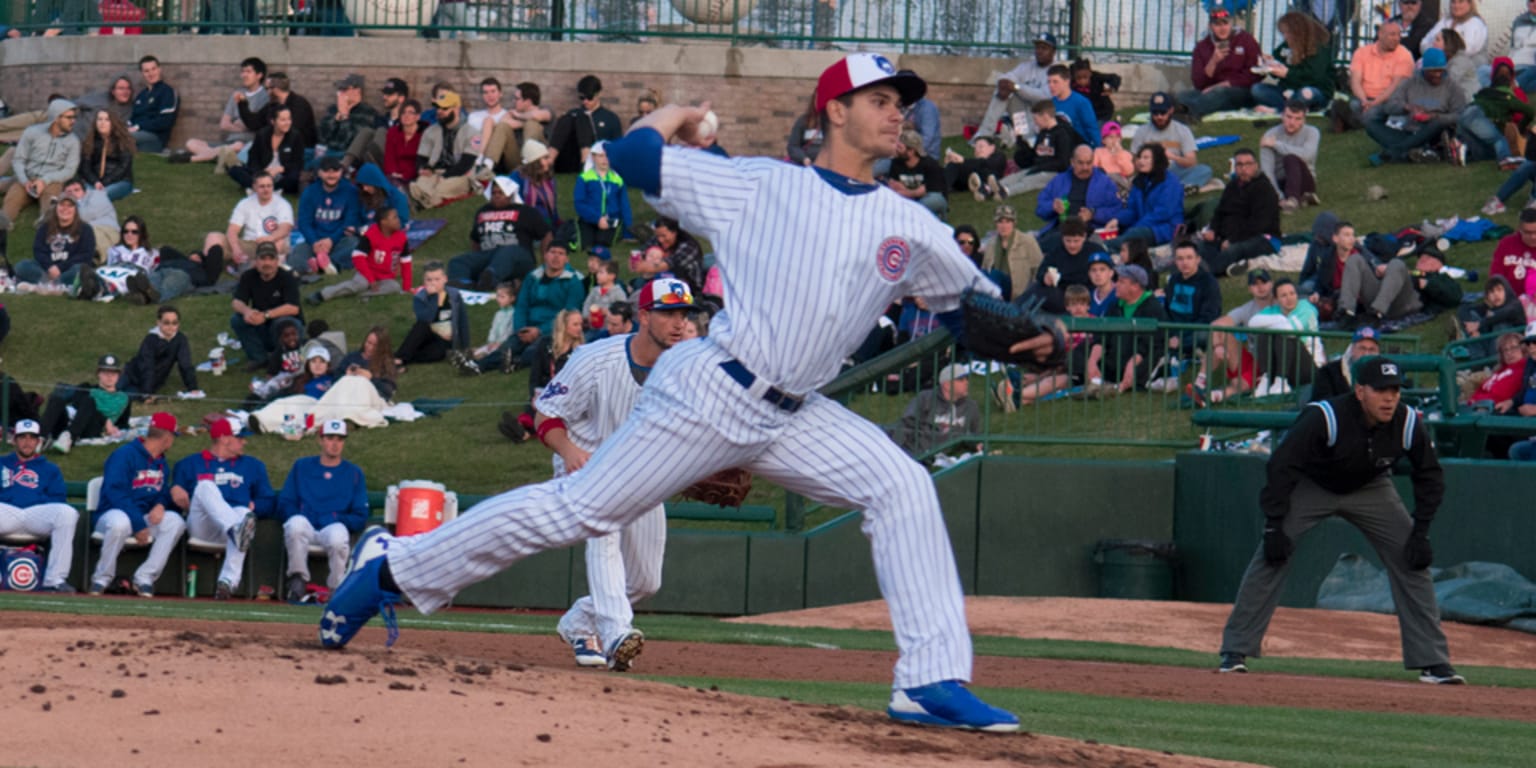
top-left (1088, 252), bottom-right (1115, 268)
top-left (589, 244), bottom-right (613, 261)
top-left (1352, 326), bottom-right (1380, 343)
top-left (1034, 32), bottom-right (1058, 48)
top-left (1150, 92), bottom-right (1174, 114)
top-left (1421, 48), bottom-right (1447, 70)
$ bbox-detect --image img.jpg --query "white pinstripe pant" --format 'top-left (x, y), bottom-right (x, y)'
top-left (391, 340), bottom-right (973, 689)
top-left (556, 504), bottom-right (666, 651)
top-left (0, 501), bottom-right (79, 588)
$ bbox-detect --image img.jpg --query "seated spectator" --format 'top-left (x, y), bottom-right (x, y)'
top-left (1085, 264), bottom-right (1168, 394)
top-left (0, 99), bottom-right (78, 233)
top-left (337, 326), bottom-right (400, 401)
top-left (229, 104), bottom-right (304, 196)
top-left (548, 75), bottom-right (624, 174)
top-left (71, 76), bottom-right (134, 143)
top-left (479, 81), bottom-right (552, 175)
top-left (250, 353), bottom-right (394, 433)
top-left (203, 172), bottom-right (294, 271)
top-left (1131, 93), bottom-right (1217, 192)
top-left (891, 363), bottom-right (981, 456)
top-left (80, 108), bottom-right (134, 201)
top-left (383, 99), bottom-right (424, 187)
top-left (1437, 29), bottom-right (1482, 117)
top-left (1104, 144), bottom-right (1186, 249)
top-left (315, 73), bottom-right (379, 169)
top-left (1261, 100), bottom-right (1321, 211)
top-left (62, 177), bottom-right (120, 263)
top-left (994, 99), bottom-right (1079, 199)
top-left (310, 206), bottom-right (411, 304)
top-left (979, 204), bottom-right (1043, 300)
top-left (786, 97), bottom-right (824, 166)
top-left (1394, 0), bottom-right (1435, 60)
top-left (632, 90), bottom-right (659, 128)
top-left (40, 353), bottom-right (131, 454)
top-left (509, 139), bottom-right (561, 230)
top-left (234, 72), bottom-right (318, 155)
top-left (1463, 331), bottom-right (1527, 411)
top-left (582, 262), bottom-right (627, 338)
top-left (1331, 227), bottom-right (1424, 326)
top-left (121, 305), bottom-right (201, 399)
top-left (409, 90), bottom-right (484, 211)
top-left (169, 417), bottom-right (272, 600)
top-left (1188, 268), bottom-right (1277, 406)
top-left (1093, 122), bottom-right (1135, 193)
top-left (525, 309), bottom-right (586, 394)
top-left (1425, 0), bottom-right (1489, 66)
top-left (471, 281), bottom-right (518, 365)
top-left (89, 412), bottom-right (182, 597)
top-left (1488, 207), bottom-right (1536, 290)
top-left (355, 162), bottom-right (410, 226)
top-left (1118, 236), bottom-right (1161, 293)
top-left (1484, 119), bottom-right (1536, 216)
top-left (952, 225), bottom-right (983, 271)
top-left (1408, 247), bottom-right (1465, 312)
top-left (178, 57), bottom-right (267, 166)
top-left (642, 217), bottom-right (707, 299)
top-left (230, 242), bottom-right (304, 366)
top-left (105, 215), bottom-right (190, 301)
top-left (574, 141), bottom-right (634, 247)
top-left (999, 286), bottom-right (1093, 410)
top-left (1457, 275), bottom-right (1525, 357)
top-left (1163, 240), bottom-right (1223, 357)
top-left (1252, 12), bottom-right (1336, 112)
top-left (1071, 58), bottom-right (1120, 123)
top-left (1045, 63), bottom-right (1100, 148)
top-left (447, 177), bottom-right (550, 291)
top-left (626, 244), bottom-right (669, 296)
top-left (0, 418), bottom-right (78, 592)
top-left (900, 73), bottom-right (943, 159)
top-left (1509, 333), bottom-right (1536, 456)
top-left (20, 194), bottom-right (93, 287)
top-left (1019, 218), bottom-right (1103, 313)
top-left (1196, 149), bottom-right (1281, 278)
top-left (395, 261), bottom-right (469, 370)
top-left (1365, 48), bottom-right (1466, 165)
top-left (974, 32), bottom-right (1057, 147)
top-left (1176, 8), bottom-right (1262, 118)
top-left (1035, 145), bottom-right (1122, 245)
top-left (1336, 21), bottom-right (1416, 132)
top-left (1301, 216), bottom-right (1356, 314)
top-left (128, 55), bottom-right (177, 152)
top-left (246, 323), bottom-right (311, 402)
top-left (1310, 326), bottom-right (1383, 401)
top-left (1085, 251), bottom-right (1117, 316)
top-left (463, 240), bottom-right (584, 373)
top-left (941, 136), bottom-right (1005, 198)
top-left (290, 157), bottom-right (362, 275)
top-left (1460, 57), bottom-right (1531, 165)
top-left (884, 129), bottom-right (947, 218)
top-left (279, 421), bottom-right (368, 601)
top-left (1247, 278), bottom-right (1324, 396)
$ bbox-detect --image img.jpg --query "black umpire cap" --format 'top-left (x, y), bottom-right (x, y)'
top-left (1353, 356), bottom-right (1403, 389)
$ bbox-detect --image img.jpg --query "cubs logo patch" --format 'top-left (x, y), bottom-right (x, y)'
top-left (263, 216), bottom-right (280, 234)
top-left (5, 553), bottom-right (39, 591)
top-left (876, 237), bottom-right (910, 282)
top-left (539, 382), bottom-right (570, 401)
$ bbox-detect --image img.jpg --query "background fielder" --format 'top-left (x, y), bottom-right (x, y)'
top-left (322, 54), bottom-right (1020, 732)
top-left (539, 276), bottom-right (697, 670)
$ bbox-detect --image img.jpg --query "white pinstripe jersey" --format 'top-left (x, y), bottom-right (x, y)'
top-left (533, 334), bottom-right (644, 475)
top-left (648, 148), bottom-right (998, 395)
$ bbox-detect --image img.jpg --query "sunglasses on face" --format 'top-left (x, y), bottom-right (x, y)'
top-left (956, 238), bottom-right (976, 245)
top-left (123, 228), bottom-right (141, 234)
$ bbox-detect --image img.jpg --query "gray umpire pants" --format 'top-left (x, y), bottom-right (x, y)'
top-left (1220, 476), bottom-right (1451, 669)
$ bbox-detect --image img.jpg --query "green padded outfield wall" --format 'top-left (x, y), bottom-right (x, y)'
top-left (1173, 453), bottom-right (1536, 606)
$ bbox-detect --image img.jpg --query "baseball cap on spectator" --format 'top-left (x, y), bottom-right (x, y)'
top-left (577, 75), bottom-right (603, 99)
top-left (1246, 268), bottom-right (1272, 285)
top-left (1034, 32), bottom-right (1058, 48)
top-left (209, 416), bottom-right (252, 439)
top-left (382, 77), bottom-right (408, 95)
top-left (1115, 264), bottom-right (1149, 288)
top-left (1149, 92), bottom-right (1174, 114)
top-left (306, 345), bottom-right (330, 363)
top-left (255, 242), bottom-right (279, 259)
top-left (814, 53), bottom-right (927, 112)
top-left (590, 244), bottom-right (613, 261)
top-left (98, 353), bottom-right (123, 372)
top-left (937, 363), bottom-right (970, 385)
top-left (1421, 48), bottom-right (1447, 70)
top-left (1352, 326), bottom-right (1381, 343)
top-left (14, 419), bottom-right (40, 436)
top-left (1088, 252), bottom-right (1114, 270)
top-left (1101, 121), bottom-right (1121, 139)
top-left (318, 155), bottom-right (344, 171)
top-left (1353, 356), bottom-right (1403, 389)
top-left (433, 90), bottom-right (461, 110)
top-left (1209, 7), bottom-right (1232, 20)
top-left (321, 419), bottom-right (348, 437)
top-left (334, 73), bottom-right (365, 90)
top-left (150, 412), bottom-right (178, 433)
top-left (636, 276), bottom-right (696, 312)
top-left (521, 139), bottom-right (550, 165)
top-left (994, 204), bottom-right (1017, 221)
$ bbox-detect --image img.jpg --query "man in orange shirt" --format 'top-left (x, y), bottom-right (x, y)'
top-left (1334, 21), bottom-right (1416, 132)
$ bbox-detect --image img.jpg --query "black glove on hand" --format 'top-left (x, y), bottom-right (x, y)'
top-left (1405, 520), bottom-right (1434, 571)
top-left (1263, 521), bottom-right (1291, 566)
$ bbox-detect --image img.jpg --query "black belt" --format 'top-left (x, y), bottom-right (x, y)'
top-left (719, 359), bottom-right (803, 413)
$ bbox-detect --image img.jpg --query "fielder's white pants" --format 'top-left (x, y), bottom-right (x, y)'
top-left (390, 339), bottom-right (973, 690)
top-left (284, 517), bottom-right (350, 588)
top-left (0, 501), bottom-right (79, 588)
top-left (185, 480), bottom-right (250, 588)
top-left (92, 508), bottom-right (186, 590)
top-left (556, 504), bottom-right (666, 650)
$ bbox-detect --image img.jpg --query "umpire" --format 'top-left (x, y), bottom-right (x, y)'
top-left (1218, 356), bottom-right (1465, 684)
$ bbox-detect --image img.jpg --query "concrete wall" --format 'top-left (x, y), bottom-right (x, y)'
top-left (0, 36), bottom-right (1187, 156)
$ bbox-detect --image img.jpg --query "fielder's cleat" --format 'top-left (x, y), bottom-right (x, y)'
top-left (606, 629), bottom-right (645, 672)
top-left (887, 680), bottom-right (1019, 731)
top-left (1419, 664), bottom-right (1466, 685)
top-left (135, 582), bottom-right (155, 598)
top-left (37, 582), bottom-right (76, 593)
top-left (229, 511), bottom-right (256, 553)
top-left (572, 636), bottom-right (607, 668)
top-left (1218, 653), bottom-right (1248, 673)
top-left (214, 580), bottom-right (233, 601)
top-left (88, 580), bottom-right (107, 596)
top-left (319, 526), bottom-right (401, 649)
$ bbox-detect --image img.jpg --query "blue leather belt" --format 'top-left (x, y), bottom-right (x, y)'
top-left (719, 359), bottom-right (803, 413)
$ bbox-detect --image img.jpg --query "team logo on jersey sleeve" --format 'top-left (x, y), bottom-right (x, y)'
top-left (876, 237), bottom-right (911, 282)
top-left (539, 382), bottom-right (570, 401)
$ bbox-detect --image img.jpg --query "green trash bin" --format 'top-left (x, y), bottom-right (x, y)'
top-left (1093, 539), bottom-right (1177, 600)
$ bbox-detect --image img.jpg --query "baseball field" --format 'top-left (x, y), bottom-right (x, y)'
top-left (3, 593), bottom-right (1532, 767)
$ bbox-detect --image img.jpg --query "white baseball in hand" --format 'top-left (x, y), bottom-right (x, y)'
top-left (697, 110), bottom-right (719, 143)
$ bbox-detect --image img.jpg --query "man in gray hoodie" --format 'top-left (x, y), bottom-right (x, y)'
top-left (1, 99), bottom-right (79, 232)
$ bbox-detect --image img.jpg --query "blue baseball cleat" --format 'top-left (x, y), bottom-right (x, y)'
top-left (319, 526), bottom-right (401, 650)
top-left (887, 680), bottom-right (1020, 732)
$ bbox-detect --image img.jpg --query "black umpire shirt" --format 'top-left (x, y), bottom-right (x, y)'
top-left (1260, 393), bottom-right (1444, 523)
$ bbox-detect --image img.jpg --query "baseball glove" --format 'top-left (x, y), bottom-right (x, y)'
top-left (681, 468), bottom-right (754, 508)
top-left (960, 290), bottom-right (1067, 372)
